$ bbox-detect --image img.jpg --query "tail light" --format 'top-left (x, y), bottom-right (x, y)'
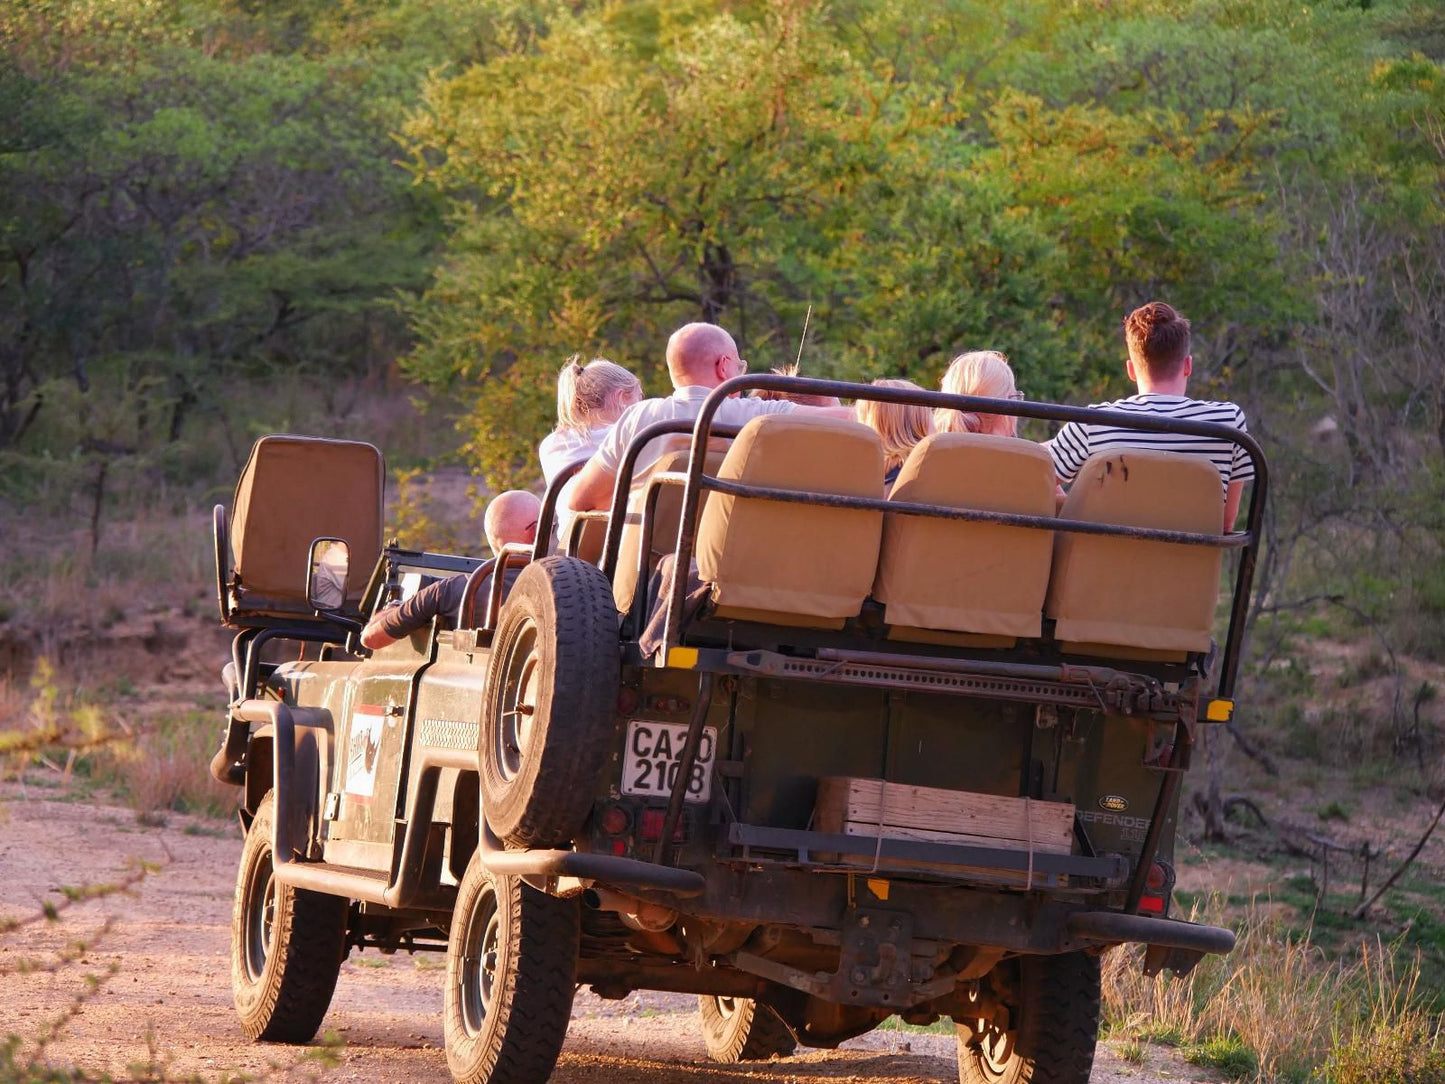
top-left (1138, 861), bottom-right (1173, 916)
top-left (638, 808), bottom-right (686, 842)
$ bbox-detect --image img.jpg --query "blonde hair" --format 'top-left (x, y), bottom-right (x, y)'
top-left (555, 355), bottom-right (640, 434)
top-left (855, 379), bottom-right (934, 475)
top-left (936, 350), bottom-right (1017, 436)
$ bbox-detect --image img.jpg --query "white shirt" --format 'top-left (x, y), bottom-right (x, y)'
top-left (539, 425), bottom-right (611, 485)
top-left (1044, 394), bottom-right (1254, 491)
top-left (592, 385), bottom-right (796, 482)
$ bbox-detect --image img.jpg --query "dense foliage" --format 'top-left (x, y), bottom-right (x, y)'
top-left (4, 0), bottom-right (1445, 661)
top-left (402, 0), bottom-right (1445, 493)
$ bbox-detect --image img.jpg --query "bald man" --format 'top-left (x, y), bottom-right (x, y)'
top-left (569, 322), bottom-right (848, 511)
top-left (360, 490), bottom-right (540, 649)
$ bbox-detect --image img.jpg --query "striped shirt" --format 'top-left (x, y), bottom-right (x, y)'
top-left (1044, 394), bottom-right (1254, 490)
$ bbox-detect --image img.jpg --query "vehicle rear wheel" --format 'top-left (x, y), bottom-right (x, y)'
top-left (443, 853), bottom-right (579, 1084)
top-left (698, 995), bottom-right (798, 1062)
top-left (955, 952), bottom-right (1100, 1084)
top-left (231, 793), bottom-right (349, 1043)
top-left (480, 556), bottom-right (621, 848)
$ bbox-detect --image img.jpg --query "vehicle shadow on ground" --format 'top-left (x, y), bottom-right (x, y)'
top-left (554, 1049), bottom-right (956, 1083)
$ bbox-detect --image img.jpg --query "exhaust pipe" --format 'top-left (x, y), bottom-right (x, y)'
top-left (583, 886), bottom-right (677, 933)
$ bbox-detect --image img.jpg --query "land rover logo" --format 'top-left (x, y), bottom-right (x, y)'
top-left (1099, 795), bottom-right (1129, 812)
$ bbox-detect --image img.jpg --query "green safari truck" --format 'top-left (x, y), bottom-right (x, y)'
top-left (208, 375), bottom-right (1263, 1084)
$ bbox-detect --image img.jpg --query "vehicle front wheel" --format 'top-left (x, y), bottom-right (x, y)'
top-left (231, 792), bottom-right (349, 1042)
top-left (443, 853), bottom-right (579, 1084)
top-left (955, 952), bottom-right (1100, 1084)
top-left (698, 995), bottom-right (797, 1062)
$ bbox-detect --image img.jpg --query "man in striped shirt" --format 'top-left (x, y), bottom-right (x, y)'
top-left (1044, 301), bottom-right (1253, 532)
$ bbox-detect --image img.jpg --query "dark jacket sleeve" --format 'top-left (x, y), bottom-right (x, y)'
top-left (377, 574), bottom-right (468, 639)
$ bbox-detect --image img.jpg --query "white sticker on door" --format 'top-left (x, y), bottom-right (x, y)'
top-left (344, 708), bottom-right (386, 799)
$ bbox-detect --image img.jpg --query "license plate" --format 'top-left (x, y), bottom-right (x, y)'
top-left (621, 721), bottom-right (717, 803)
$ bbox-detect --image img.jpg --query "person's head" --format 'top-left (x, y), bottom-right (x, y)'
top-left (751, 362), bottom-right (840, 407)
top-left (665, 322), bottom-right (745, 390)
top-left (936, 350), bottom-right (1020, 437)
top-left (1123, 301), bottom-right (1193, 390)
top-left (555, 355), bottom-right (642, 433)
top-left (855, 379), bottom-right (934, 474)
top-left (483, 490), bottom-right (541, 555)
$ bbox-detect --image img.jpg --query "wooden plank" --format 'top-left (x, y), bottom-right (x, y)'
top-left (830, 819), bottom-right (1063, 851)
top-left (815, 777), bottom-right (1074, 854)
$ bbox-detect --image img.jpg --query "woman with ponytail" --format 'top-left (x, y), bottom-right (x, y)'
top-left (539, 355), bottom-right (643, 484)
top-left (935, 351), bottom-right (1023, 438)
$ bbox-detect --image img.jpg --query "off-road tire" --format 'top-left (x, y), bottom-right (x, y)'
top-left (443, 853), bottom-right (579, 1084)
top-left (480, 556), bottom-right (620, 848)
top-left (231, 793), bottom-right (349, 1043)
top-left (698, 996), bottom-right (798, 1062)
top-left (955, 952), bottom-right (1100, 1084)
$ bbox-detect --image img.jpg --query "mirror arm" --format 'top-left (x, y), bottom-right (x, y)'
top-left (312, 608), bottom-right (364, 636)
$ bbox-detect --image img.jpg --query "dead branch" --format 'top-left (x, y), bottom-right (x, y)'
top-left (1351, 792), bottom-right (1445, 920)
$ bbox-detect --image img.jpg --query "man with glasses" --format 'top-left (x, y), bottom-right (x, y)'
top-left (569, 321), bottom-right (850, 512)
top-left (359, 490), bottom-right (540, 648)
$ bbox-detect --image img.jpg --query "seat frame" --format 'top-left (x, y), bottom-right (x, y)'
top-left (529, 374), bottom-right (1266, 711)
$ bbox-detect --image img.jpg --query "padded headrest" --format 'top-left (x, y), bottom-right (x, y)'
top-left (891, 432), bottom-right (1056, 513)
top-left (230, 435), bottom-right (384, 609)
top-left (876, 432), bottom-right (1056, 640)
top-left (696, 414), bottom-right (883, 622)
top-left (1046, 449), bottom-right (1224, 655)
top-left (1059, 450), bottom-right (1221, 532)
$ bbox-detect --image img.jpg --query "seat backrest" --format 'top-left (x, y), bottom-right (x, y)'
top-left (567, 514), bottom-right (607, 565)
top-left (696, 414), bottom-right (884, 629)
top-left (1045, 449), bottom-right (1224, 657)
top-left (229, 435), bottom-right (384, 616)
top-left (874, 432), bottom-right (1055, 643)
top-left (612, 440), bottom-right (728, 612)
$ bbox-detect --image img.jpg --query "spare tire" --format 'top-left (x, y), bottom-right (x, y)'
top-left (480, 556), bottom-right (620, 848)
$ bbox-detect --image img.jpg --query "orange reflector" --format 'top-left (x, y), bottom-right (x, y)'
top-left (1206, 699), bottom-right (1234, 722)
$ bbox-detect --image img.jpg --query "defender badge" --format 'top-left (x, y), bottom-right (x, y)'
top-left (1099, 795), bottom-right (1129, 812)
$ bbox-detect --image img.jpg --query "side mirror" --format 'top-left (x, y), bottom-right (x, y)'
top-left (307, 538), bottom-right (350, 612)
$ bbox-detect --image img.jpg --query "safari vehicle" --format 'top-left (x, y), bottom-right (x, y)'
top-left (209, 377), bottom-right (1265, 1084)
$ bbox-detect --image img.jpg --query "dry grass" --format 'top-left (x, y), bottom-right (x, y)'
top-left (1103, 896), bottom-right (1445, 1082)
top-left (3, 659), bottom-right (232, 821)
top-left (88, 710), bottom-right (235, 820)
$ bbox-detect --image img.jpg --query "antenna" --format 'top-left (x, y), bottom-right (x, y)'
top-left (793, 305), bottom-right (813, 371)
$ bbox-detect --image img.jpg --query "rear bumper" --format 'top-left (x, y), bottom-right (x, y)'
top-left (1066, 910), bottom-right (1236, 955)
top-left (478, 823), bottom-right (706, 897)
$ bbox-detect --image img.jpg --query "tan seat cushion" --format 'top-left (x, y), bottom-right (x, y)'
top-left (697, 414), bottom-right (884, 626)
top-left (1045, 450), bottom-right (1224, 656)
top-left (565, 513), bottom-right (607, 565)
top-left (874, 433), bottom-right (1056, 641)
top-left (230, 436), bottom-right (384, 614)
top-left (613, 442), bottom-right (729, 613)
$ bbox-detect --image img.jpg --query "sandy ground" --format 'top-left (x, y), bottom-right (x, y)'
top-left (0, 787), bottom-right (1220, 1084)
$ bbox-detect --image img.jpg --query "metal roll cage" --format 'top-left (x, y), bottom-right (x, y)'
top-left (530, 373), bottom-right (1266, 701)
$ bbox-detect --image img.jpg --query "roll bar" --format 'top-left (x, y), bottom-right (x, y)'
top-left (651, 374), bottom-right (1268, 700)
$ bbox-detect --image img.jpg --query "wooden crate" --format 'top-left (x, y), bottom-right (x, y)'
top-left (813, 776), bottom-right (1075, 886)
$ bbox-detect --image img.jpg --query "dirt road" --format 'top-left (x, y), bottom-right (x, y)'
top-left (0, 787), bottom-right (1210, 1084)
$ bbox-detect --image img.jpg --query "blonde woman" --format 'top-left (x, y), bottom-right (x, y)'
top-left (538, 355), bottom-right (643, 485)
top-left (935, 350), bottom-right (1023, 437)
top-left (855, 378), bottom-right (935, 491)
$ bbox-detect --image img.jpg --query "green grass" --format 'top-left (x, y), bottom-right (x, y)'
top-left (877, 1016), bottom-right (955, 1034)
top-left (1184, 1036), bottom-right (1260, 1080)
top-left (1103, 897), bottom-right (1445, 1083)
